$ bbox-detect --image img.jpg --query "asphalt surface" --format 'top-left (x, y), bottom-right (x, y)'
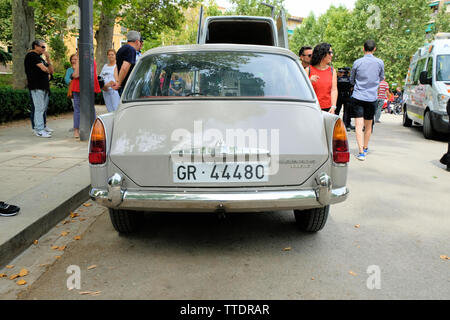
top-left (1, 113), bottom-right (449, 300)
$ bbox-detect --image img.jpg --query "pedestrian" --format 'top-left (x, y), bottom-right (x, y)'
top-left (113, 30), bottom-right (142, 96)
top-left (439, 99), bottom-right (450, 171)
top-left (375, 78), bottom-right (389, 123)
top-left (136, 38), bottom-right (144, 62)
top-left (350, 39), bottom-right (385, 161)
top-left (336, 67), bottom-right (353, 131)
top-left (70, 50), bottom-right (102, 139)
top-left (0, 201), bottom-right (20, 217)
top-left (99, 49), bottom-right (120, 112)
top-left (305, 43), bottom-right (338, 114)
top-left (24, 40), bottom-right (54, 138)
top-left (299, 46), bottom-right (313, 69)
top-left (65, 53), bottom-right (77, 131)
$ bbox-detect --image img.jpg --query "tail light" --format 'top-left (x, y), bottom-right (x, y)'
top-left (332, 119), bottom-right (350, 163)
top-left (89, 119), bottom-right (106, 165)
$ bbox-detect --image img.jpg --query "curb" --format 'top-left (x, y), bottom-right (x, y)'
top-left (0, 165), bottom-right (91, 268)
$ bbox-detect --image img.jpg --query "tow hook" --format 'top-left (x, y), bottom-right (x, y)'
top-left (216, 204), bottom-right (227, 219)
top-left (315, 173), bottom-right (332, 206)
top-left (108, 173), bottom-right (124, 207)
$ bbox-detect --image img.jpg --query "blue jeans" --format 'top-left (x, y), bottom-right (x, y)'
top-left (73, 92), bottom-right (81, 129)
top-left (29, 90), bottom-right (47, 129)
top-left (375, 99), bottom-right (385, 122)
top-left (30, 90), bottom-right (49, 131)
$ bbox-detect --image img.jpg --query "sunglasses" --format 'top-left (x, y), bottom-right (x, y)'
top-left (302, 54), bottom-right (312, 57)
top-left (328, 51), bottom-right (334, 55)
top-left (41, 46), bottom-right (46, 49)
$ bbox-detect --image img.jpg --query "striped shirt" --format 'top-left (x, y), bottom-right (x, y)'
top-left (377, 80), bottom-right (389, 100)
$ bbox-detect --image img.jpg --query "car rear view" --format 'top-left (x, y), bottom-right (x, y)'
top-left (89, 45), bottom-right (349, 234)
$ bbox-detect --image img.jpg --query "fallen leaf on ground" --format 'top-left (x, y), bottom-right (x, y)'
top-left (87, 265), bottom-right (97, 270)
top-left (33, 240), bottom-right (39, 245)
top-left (79, 209), bottom-right (85, 213)
top-left (58, 246), bottom-right (66, 251)
top-left (73, 236), bottom-right (81, 240)
top-left (83, 203), bottom-right (92, 207)
top-left (55, 256), bottom-right (61, 259)
top-left (62, 220), bottom-right (70, 225)
top-left (0, 274), bottom-right (7, 278)
top-left (6, 265), bottom-right (14, 269)
top-left (19, 268), bottom-right (29, 277)
top-left (79, 291), bottom-right (101, 296)
top-left (283, 247), bottom-right (291, 251)
top-left (79, 218), bottom-right (87, 222)
top-left (60, 231), bottom-right (70, 237)
top-left (440, 255), bottom-right (449, 260)
top-left (51, 245), bottom-right (59, 250)
top-left (311, 277), bottom-right (315, 280)
top-left (354, 224), bottom-right (360, 228)
top-left (349, 271), bottom-right (357, 276)
top-left (70, 212), bottom-right (79, 218)
top-left (16, 280), bottom-right (27, 286)
top-left (9, 274), bottom-right (20, 280)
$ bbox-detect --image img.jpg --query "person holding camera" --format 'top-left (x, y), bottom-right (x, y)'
top-left (99, 49), bottom-right (120, 112)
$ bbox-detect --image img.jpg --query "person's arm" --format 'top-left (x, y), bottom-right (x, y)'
top-left (112, 61), bottom-right (131, 90)
top-left (379, 60), bottom-right (385, 82)
top-left (330, 68), bottom-right (338, 114)
top-left (350, 64), bottom-right (356, 85)
top-left (64, 68), bottom-right (73, 85)
top-left (43, 51), bottom-right (54, 75)
top-left (36, 63), bottom-right (50, 74)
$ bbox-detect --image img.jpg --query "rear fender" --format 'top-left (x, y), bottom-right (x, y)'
top-left (322, 112), bottom-right (348, 188)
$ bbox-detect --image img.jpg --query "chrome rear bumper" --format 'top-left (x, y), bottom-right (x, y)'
top-left (89, 173), bottom-right (349, 212)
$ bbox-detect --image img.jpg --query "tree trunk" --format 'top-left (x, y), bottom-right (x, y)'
top-left (95, 10), bottom-right (116, 74)
top-left (12, 0), bottom-right (35, 89)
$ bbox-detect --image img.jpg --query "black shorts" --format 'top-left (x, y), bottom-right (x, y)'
top-left (351, 98), bottom-right (377, 120)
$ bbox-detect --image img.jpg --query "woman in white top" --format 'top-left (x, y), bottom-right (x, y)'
top-left (100, 49), bottom-right (120, 112)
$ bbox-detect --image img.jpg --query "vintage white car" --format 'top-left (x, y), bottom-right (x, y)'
top-left (88, 44), bottom-right (350, 234)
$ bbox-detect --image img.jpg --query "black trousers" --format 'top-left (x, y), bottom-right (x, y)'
top-left (336, 96), bottom-right (351, 128)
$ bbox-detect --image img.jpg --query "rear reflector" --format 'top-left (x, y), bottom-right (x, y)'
top-left (89, 119), bottom-right (106, 165)
top-left (332, 119), bottom-right (350, 163)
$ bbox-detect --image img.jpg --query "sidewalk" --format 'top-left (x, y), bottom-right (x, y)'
top-left (0, 106), bottom-right (107, 267)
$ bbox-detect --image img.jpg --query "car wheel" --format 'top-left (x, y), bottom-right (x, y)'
top-left (294, 206), bottom-right (329, 232)
top-left (423, 111), bottom-right (436, 140)
top-left (402, 106), bottom-right (412, 127)
top-left (109, 208), bottom-right (143, 233)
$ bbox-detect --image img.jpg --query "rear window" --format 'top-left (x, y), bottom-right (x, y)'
top-left (123, 51), bottom-right (314, 102)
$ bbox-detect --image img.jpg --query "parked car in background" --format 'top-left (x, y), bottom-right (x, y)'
top-left (403, 33), bottom-right (450, 139)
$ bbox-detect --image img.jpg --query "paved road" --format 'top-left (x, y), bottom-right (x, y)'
top-left (1, 113), bottom-right (449, 300)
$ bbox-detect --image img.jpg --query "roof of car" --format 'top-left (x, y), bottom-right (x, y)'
top-left (141, 44), bottom-right (298, 61)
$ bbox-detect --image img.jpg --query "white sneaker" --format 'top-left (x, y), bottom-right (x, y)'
top-left (44, 126), bottom-right (54, 133)
top-left (35, 130), bottom-right (52, 138)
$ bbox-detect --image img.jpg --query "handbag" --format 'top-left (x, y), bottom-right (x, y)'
top-left (98, 75), bottom-right (105, 89)
top-left (67, 80), bottom-right (73, 98)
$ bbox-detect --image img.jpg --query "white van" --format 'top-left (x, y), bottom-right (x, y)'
top-left (403, 33), bottom-right (450, 139)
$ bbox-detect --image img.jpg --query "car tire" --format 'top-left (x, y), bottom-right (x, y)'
top-left (294, 206), bottom-right (329, 232)
top-left (423, 110), bottom-right (436, 140)
top-left (402, 106), bottom-right (412, 127)
top-left (109, 209), bottom-right (143, 234)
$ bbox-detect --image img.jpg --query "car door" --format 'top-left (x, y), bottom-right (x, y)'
top-left (409, 58), bottom-right (427, 123)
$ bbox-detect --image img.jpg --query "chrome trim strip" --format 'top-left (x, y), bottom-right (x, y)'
top-left (90, 186), bottom-right (349, 212)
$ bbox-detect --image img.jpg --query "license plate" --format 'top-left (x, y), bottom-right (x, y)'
top-left (173, 162), bottom-right (269, 183)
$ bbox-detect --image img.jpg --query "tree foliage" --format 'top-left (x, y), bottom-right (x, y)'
top-left (227, 0), bottom-right (285, 17)
top-left (290, 0), bottom-right (434, 86)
